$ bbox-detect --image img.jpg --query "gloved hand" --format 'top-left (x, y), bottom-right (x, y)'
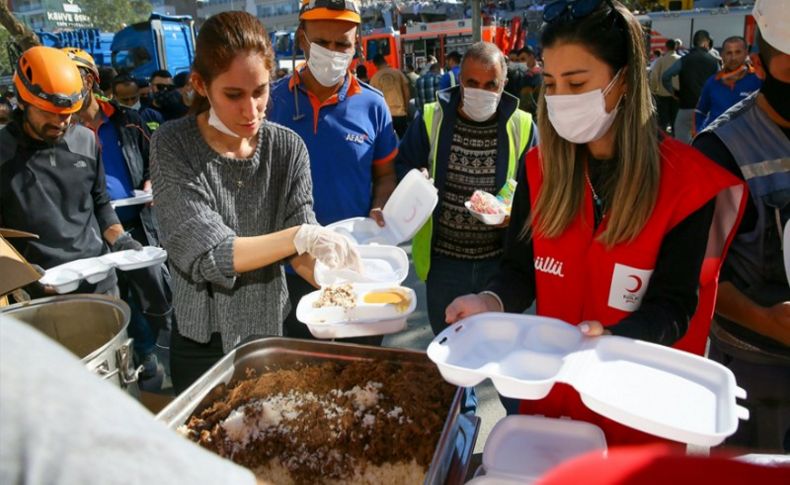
top-left (111, 232), bottom-right (143, 252)
top-left (294, 224), bottom-right (362, 272)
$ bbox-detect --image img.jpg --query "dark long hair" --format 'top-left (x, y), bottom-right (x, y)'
top-left (190, 11), bottom-right (274, 115)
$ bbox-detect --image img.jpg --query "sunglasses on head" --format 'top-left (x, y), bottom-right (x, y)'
top-left (543, 0), bottom-right (614, 23)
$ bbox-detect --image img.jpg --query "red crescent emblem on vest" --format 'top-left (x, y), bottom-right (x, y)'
top-left (626, 275), bottom-right (643, 293)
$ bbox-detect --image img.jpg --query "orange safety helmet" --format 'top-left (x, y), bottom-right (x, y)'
top-left (62, 47), bottom-right (100, 83)
top-left (299, 0), bottom-right (360, 23)
top-left (13, 46), bottom-right (86, 115)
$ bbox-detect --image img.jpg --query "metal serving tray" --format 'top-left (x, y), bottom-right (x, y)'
top-left (156, 337), bottom-right (480, 485)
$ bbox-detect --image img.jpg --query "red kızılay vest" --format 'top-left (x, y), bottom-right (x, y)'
top-left (520, 136), bottom-right (747, 446)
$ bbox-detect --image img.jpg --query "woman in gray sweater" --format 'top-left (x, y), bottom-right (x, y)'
top-left (151, 11), bottom-right (359, 393)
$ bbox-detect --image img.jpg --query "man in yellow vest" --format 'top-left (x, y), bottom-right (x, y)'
top-left (397, 41), bottom-right (536, 338)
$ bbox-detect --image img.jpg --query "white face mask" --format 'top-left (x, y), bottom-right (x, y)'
top-left (122, 101), bottom-right (141, 111)
top-left (208, 107), bottom-right (240, 138)
top-left (305, 37), bottom-right (353, 87)
top-left (545, 69), bottom-right (623, 144)
top-left (461, 87), bottom-right (502, 122)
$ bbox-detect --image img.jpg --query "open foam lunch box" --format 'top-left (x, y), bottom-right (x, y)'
top-left (39, 246), bottom-right (167, 294)
top-left (328, 169), bottom-right (438, 246)
top-left (467, 415), bottom-right (607, 484)
top-left (428, 313), bottom-right (749, 447)
top-left (297, 244), bottom-right (416, 339)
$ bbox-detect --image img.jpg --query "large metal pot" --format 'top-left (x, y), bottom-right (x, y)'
top-left (0, 294), bottom-right (140, 395)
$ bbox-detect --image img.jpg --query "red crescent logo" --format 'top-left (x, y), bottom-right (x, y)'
top-left (626, 275), bottom-right (643, 293)
top-left (403, 205), bottom-right (417, 223)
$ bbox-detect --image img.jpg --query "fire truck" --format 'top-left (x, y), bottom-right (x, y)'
top-left (360, 17), bottom-right (519, 77)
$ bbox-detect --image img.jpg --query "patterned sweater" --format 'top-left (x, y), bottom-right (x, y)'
top-left (434, 115), bottom-right (505, 260)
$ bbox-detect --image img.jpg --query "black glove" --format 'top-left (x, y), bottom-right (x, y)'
top-left (111, 232), bottom-right (143, 252)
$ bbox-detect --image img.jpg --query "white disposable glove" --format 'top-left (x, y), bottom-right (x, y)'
top-left (294, 224), bottom-right (362, 272)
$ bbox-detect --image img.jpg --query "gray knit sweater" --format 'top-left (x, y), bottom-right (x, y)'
top-left (151, 116), bottom-right (316, 352)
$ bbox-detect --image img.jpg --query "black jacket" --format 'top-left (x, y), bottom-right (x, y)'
top-left (0, 110), bottom-right (118, 273)
top-left (678, 48), bottom-right (720, 109)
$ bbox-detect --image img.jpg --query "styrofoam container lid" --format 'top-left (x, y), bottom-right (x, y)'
top-left (296, 285), bottom-right (416, 339)
top-left (40, 258), bottom-right (114, 293)
top-left (99, 246), bottom-right (167, 271)
top-left (328, 169), bottom-right (438, 246)
top-left (39, 246), bottom-right (167, 294)
top-left (314, 245), bottom-right (408, 287)
top-left (480, 416), bottom-right (606, 483)
top-left (111, 189), bottom-right (153, 208)
top-left (428, 313), bottom-right (750, 447)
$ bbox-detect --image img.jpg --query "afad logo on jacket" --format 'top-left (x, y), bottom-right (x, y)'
top-left (608, 263), bottom-right (653, 312)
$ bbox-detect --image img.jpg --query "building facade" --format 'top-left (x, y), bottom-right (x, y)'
top-left (10, 0), bottom-right (92, 31)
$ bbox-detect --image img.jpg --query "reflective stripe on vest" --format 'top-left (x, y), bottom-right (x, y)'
top-left (707, 92), bottom-right (790, 294)
top-left (412, 101), bottom-right (533, 280)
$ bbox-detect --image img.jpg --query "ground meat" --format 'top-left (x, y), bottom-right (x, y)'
top-left (314, 284), bottom-right (357, 309)
top-left (182, 360), bottom-right (455, 485)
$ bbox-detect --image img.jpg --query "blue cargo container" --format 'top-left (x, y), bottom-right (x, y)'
top-left (35, 14), bottom-right (195, 81)
top-left (111, 13), bottom-right (195, 80)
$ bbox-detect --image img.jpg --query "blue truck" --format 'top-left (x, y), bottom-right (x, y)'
top-left (35, 13), bottom-right (195, 81)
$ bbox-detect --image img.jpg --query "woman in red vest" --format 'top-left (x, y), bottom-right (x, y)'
top-left (445, 0), bottom-right (747, 445)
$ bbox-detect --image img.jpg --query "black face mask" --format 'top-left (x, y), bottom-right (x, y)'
top-left (760, 53), bottom-right (790, 121)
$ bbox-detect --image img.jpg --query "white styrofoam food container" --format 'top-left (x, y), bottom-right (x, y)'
top-left (467, 415), bottom-right (607, 485)
top-left (328, 169), bottom-right (438, 245)
top-left (428, 313), bottom-right (750, 447)
top-left (296, 285), bottom-right (417, 339)
top-left (110, 189), bottom-right (153, 208)
top-left (313, 245), bottom-right (409, 286)
top-left (39, 247), bottom-right (167, 293)
top-left (464, 200), bottom-right (506, 225)
top-left (300, 244), bottom-right (413, 339)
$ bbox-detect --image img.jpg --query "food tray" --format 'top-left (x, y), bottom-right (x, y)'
top-left (428, 313), bottom-right (749, 447)
top-left (38, 258), bottom-right (114, 293)
top-left (464, 200), bottom-right (506, 225)
top-left (314, 244), bottom-right (409, 286)
top-left (110, 189), bottom-right (153, 208)
top-left (328, 169), bottom-right (438, 246)
top-left (296, 285), bottom-right (417, 339)
top-left (155, 338), bottom-right (480, 485)
top-left (99, 246), bottom-right (167, 271)
top-left (39, 246), bottom-right (167, 293)
top-left (467, 415), bottom-right (606, 484)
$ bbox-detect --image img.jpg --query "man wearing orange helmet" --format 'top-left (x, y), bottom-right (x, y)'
top-left (0, 46), bottom-right (127, 296)
top-left (269, 0), bottom-right (399, 344)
